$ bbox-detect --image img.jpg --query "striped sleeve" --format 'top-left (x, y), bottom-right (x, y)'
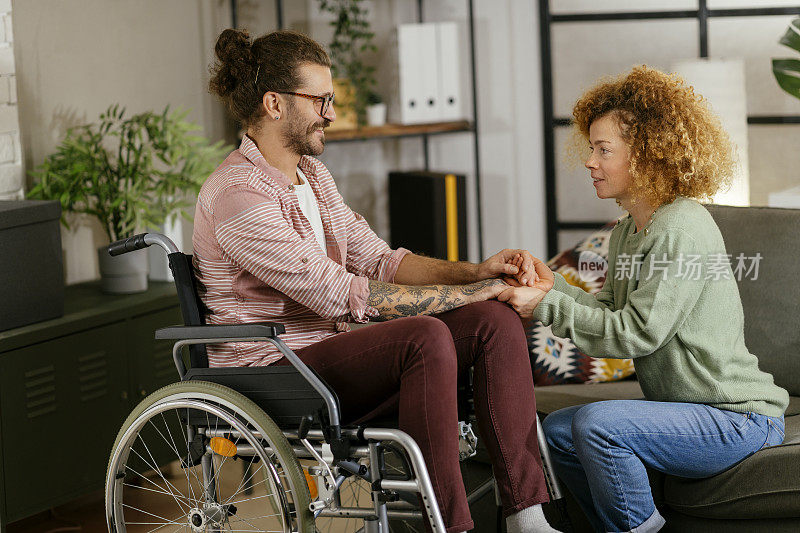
top-left (339, 196), bottom-right (410, 282)
top-left (213, 186), bottom-right (377, 322)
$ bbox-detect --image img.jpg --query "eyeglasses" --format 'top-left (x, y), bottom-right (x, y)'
top-left (280, 91), bottom-right (335, 118)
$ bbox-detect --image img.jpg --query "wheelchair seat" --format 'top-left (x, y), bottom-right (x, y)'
top-left (163, 250), bottom-right (342, 429)
top-left (182, 365), bottom-right (334, 428)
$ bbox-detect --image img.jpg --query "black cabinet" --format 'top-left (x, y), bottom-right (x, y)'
top-left (0, 281), bottom-right (180, 529)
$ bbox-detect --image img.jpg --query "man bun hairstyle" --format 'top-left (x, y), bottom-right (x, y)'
top-left (208, 28), bottom-right (331, 127)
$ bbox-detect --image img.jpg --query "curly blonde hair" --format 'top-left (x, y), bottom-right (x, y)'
top-left (571, 65), bottom-right (737, 208)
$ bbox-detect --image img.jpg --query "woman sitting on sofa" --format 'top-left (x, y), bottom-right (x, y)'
top-left (497, 66), bottom-right (789, 533)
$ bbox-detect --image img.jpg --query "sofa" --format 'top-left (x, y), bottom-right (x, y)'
top-left (534, 204), bottom-right (800, 532)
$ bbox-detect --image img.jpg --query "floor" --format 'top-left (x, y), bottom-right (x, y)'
top-left (7, 491), bottom-right (107, 533)
top-left (7, 458), bottom-right (500, 533)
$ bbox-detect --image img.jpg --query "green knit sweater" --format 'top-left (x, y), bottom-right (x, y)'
top-left (533, 197), bottom-right (789, 417)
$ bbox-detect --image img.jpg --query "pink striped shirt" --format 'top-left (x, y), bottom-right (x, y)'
top-left (192, 135), bottom-right (409, 367)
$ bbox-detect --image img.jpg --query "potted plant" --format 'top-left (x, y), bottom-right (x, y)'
top-left (318, 0), bottom-right (378, 128)
top-left (27, 104), bottom-right (230, 293)
top-left (772, 17), bottom-right (800, 101)
top-left (770, 17), bottom-right (800, 205)
top-left (366, 91), bottom-right (387, 127)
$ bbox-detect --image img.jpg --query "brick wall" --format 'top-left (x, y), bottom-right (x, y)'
top-left (0, 0), bottom-right (21, 200)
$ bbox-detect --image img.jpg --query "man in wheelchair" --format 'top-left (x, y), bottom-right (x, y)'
top-left (182, 28), bottom-right (556, 533)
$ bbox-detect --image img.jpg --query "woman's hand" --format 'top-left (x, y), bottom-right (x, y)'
top-left (498, 257), bottom-right (555, 320)
top-left (477, 249), bottom-right (539, 286)
top-left (497, 286), bottom-right (549, 320)
top-left (504, 255), bottom-right (554, 291)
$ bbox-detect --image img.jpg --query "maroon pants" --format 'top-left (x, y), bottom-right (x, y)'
top-left (283, 300), bottom-right (549, 532)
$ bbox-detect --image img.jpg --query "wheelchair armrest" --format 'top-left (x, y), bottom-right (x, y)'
top-left (154, 323), bottom-right (286, 340)
top-left (157, 323), bottom-right (343, 431)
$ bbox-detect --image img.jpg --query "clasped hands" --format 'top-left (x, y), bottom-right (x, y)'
top-left (478, 249), bottom-right (555, 320)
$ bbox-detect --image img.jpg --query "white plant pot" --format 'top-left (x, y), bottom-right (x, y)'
top-left (97, 245), bottom-right (149, 294)
top-left (366, 103), bottom-right (387, 127)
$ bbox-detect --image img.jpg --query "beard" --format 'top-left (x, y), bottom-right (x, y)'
top-left (281, 104), bottom-right (330, 157)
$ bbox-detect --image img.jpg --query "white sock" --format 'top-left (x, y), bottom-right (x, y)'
top-left (506, 503), bottom-right (561, 533)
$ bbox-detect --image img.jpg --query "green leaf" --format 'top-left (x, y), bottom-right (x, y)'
top-left (773, 58), bottom-right (800, 99)
top-left (779, 17), bottom-right (800, 55)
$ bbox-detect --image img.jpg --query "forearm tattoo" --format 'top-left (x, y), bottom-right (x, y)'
top-left (458, 278), bottom-right (501, 295)
top-left (367, 278), bottom-right (504, 321)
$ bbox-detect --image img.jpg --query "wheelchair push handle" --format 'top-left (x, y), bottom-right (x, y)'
top-left (108, 233), bottom-right (149, 256)
top-left (108, 233), bottom-right (179, 256)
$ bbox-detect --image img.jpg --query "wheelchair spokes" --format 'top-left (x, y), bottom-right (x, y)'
top-left (106, 383), bottom-right (312, 532)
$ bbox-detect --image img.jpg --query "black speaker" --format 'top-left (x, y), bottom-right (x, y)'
top-left (388, 171), bottom-right (468, 261)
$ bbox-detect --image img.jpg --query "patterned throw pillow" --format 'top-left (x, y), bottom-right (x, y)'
top-left (528, 222), bottom-right (636, 385)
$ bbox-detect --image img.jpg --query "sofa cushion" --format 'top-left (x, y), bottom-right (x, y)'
top-left (535, 382), bottom-right (800, 418)
top-left (534, 380), bottom-right (645, 415)
top-left (660, 511), bottom-right (800, 532)
top-left (529, 223), bottom-right (636, 385)
top-left (705, 205), bottom-right (800, 397)
top-left (663, 436), bottom-right (800, 519)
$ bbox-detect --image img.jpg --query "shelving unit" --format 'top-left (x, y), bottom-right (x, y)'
top-left (232, 0), bottom-right (485, 259)
top-left (325, 119), bottom-right (473, 142)
top-left (538, 0), bottom-right (800, 258)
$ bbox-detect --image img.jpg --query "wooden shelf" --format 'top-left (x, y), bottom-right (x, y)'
top-left (325, 120), bottom-right (473, 142)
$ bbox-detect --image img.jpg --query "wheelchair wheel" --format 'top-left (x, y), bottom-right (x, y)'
top-left (106, 380), bottom-right (313, 532)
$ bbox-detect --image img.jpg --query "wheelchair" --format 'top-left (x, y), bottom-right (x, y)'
top-left (104, 233), bottom-right (567, 532)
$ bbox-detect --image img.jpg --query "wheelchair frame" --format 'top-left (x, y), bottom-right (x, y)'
top-left (104, 233), bottom-right (565, 533)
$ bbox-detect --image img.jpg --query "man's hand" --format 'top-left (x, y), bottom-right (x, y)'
top-left (462, 278), bottom-right (511, 304)
top-left (478, 249), bottom-right (540, 286)
top-left (497, 258), bottom-right (555, 320)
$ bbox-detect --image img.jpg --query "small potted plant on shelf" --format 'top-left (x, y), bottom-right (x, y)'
top-left (317, 0), bottom-right (378, 128)
top-left (366, 91), bottom-right (386, 127)
top-left (27, 104), bottom-right (230, 294)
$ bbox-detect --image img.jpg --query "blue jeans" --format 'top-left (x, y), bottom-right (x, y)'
top-left (542, 400), bottom-right (785, 533)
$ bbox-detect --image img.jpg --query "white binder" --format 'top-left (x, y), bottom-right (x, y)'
top-left (436, 22), bottom-right (463, 121)
top-left (397, 23), bottom-right (441, 124)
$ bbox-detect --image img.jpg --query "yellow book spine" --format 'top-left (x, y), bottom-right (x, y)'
top-left (445, 174), bottom-right (458, 262)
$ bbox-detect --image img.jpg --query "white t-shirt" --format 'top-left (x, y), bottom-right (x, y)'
top-left (294, 167), bottom-right (327, 253)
